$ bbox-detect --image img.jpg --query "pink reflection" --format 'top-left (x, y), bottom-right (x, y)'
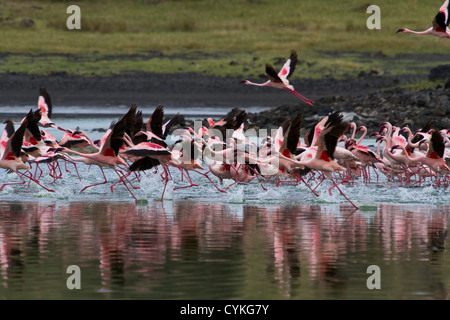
top-left (0, 201), bottom-right (447, 299)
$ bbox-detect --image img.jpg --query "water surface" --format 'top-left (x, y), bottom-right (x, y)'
top-left (0, 108), bottom-right (449, 300)
top-left (0, 199), bottom-right (448, 300)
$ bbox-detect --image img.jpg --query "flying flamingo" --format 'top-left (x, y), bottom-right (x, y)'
top-left (417, 129), bottom-right (450, 177)
top-left (123, 141), bottom-right (173, 200)
top-left (36, 87), bottom-right (67, 131)
top-left (0, 119), bottom-right (54, 192)
top-left (58, 107), bottom-right (137, 198)
top-left (138, 105), bottom-right (179, 147)
top-left (296, 112), bottom-right (358, 209)
top-left (207, 109), bottom-right (247, 141)
top-left (390, 129), bottom-right (450, 185)
top-left (397, 0), bottom-right (450, 38)
top-left (240, 50), bottom-right (314, 105)
top-left (169, 137), bottom-right (226, 193)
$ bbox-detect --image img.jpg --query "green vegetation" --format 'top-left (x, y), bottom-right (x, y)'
top-left (0, 0), bottom-right (448, 80)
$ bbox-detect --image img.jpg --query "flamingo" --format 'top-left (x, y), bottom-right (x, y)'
top-left (123, 141), bottom-right (173, 200)
top-left (58, 107), bottom-right (137, 198)
top-left (296, 112), bottom-right (358, 209)
top-left (36, 87), bottom-right (67, 131)
top-left (134, 105), bottom-right (179, 147)
top-left (207, 109), bottom-right (247, 141)
top-left (0, 119), bottom-right (54, 192)
top-left (169, 137), bottom-right (226, 193)
top-left (397, 0), bottom-right (450, 38)
top-left (390, 129), bottom-right (450, 185)
top-left (59, 129), bottom-right (96, 150)
top-left (416, 129), bottom-right (450, 177)
top-left (240, 50), bottom-right (314, 105)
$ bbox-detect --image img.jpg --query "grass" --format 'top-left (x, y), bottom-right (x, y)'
top-left (0, 0), bottom-right (448, 81)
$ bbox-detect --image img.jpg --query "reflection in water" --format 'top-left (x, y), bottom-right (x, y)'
top-left (0, 200), bottom-right (448, 299)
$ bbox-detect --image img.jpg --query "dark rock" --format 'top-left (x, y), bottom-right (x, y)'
top-left (429, 65), bottom-right (450, 81)
top-left (20, 19), bottom-right (34, 28)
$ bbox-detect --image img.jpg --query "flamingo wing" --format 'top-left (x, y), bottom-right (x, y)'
top-left (162, 113), bottom-right (180, 139)
top-left (427, 129), bottom-right (445, 159)
top-left (133, 110), bottom-right (144, 137)
top-left (121, 104), bottom-right (138, 138)
top-left (129, 156), bottom-right (160, 172)
top-left (146, 105), bottom-right (164, 138)
top-left (265, 64), bottom-right (284, 83)
top-left (433, 0), bottom-right (450, 31)
top-left (0, 120), bottom-right (15, 158)
top-left (123, 142), bottom-right (171, 157)
top-left (38, 87), bottom-right (53, 119)
top-left (25, 109), bottom-right (43, 143)
top-left (278, 50), bottom-right (298, 80)
top-left (280, 114), bottom-right (303, 156)
top-left (316, 112), bottom-right (348, 161)
top-left (3, 119), bottom-right (28, 160)
top-left (99, 118), bottom-right (126, 157)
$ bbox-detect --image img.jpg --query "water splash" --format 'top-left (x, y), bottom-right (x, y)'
top-left (227, 185), bottom-right (245, 203)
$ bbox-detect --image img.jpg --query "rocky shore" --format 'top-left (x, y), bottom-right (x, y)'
top-left (245, 83), bottom-right (450, 135)
top-left (1, 65), bottom-right (449, 135)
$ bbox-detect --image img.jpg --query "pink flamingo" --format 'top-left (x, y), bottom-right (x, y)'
top-left (397, 0), bottom-right (450, 38)
top-left (0, 119), bottom-right (54, 192)
top-left (133, 105), bottom-right (179, 147)
top-left (240, 50), bottom-right (314, 105)
top-left (123, 141), bottom-right (173, 200)
top-left (170, 138), bottom-right (226, 193)
top-left (297, 113), bottom-right (358, 209)
top-left (36, 87), bottom-right (67, 131)
top-left (58, 108), bottom-right (137, 198)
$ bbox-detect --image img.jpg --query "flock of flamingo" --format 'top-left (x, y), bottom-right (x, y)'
top-left (2, 0), bottom-right (450, 209)
top-left (1, 77), bottom-right (450, 210)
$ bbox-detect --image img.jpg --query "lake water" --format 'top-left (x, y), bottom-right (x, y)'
top-left (0, 108), bottom-right (449, 300)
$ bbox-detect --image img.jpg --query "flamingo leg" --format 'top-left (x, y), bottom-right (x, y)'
top-left (247, 166), bottom-right (267, 191)
top-left (20, 170), bottom-right (55, 193)
top-left (291, 171), bottom-right (319, 197)
top-left (80, 166), bottom-right (108, 192)
top-left (64, 159), bottom-right (82, 181)
top-left (111, 169), bottom-right (137, 200)
top-left (193, 170), bottom-right (226, 193)
top-left (284, 88), bottom-right (314, 105)
top-left (0, 171), bottom-right (27, 191)
top-left (312, 175), bottom-right (326, 192)
top-left (173, 169), bottom-right (199, 190)
top-left (328, 176), bottom-right (358, 209)
top-left (160, 165), bottom-right (170, 201)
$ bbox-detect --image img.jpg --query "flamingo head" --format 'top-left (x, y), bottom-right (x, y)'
top-left (356, 125), bottom-right (367, 133)
top-left (398, 127), bottom-right (408, 135)
top-left (390, 145), bottom-right (400, 153)
top-left (344, 139), bottom-right (356, 149)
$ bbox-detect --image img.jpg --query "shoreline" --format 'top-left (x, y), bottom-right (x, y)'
top-left (0, 71), bottom-right (423, 107)
top-left (0, 71), bottom-right (448, 134)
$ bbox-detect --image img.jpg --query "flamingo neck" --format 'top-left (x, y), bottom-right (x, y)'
top-left (400, 27), bottom-right (433, 35)
top-left (356, 127), bottom-right (367, 145)
top-left (242, 80), bottom-right (269, 87)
